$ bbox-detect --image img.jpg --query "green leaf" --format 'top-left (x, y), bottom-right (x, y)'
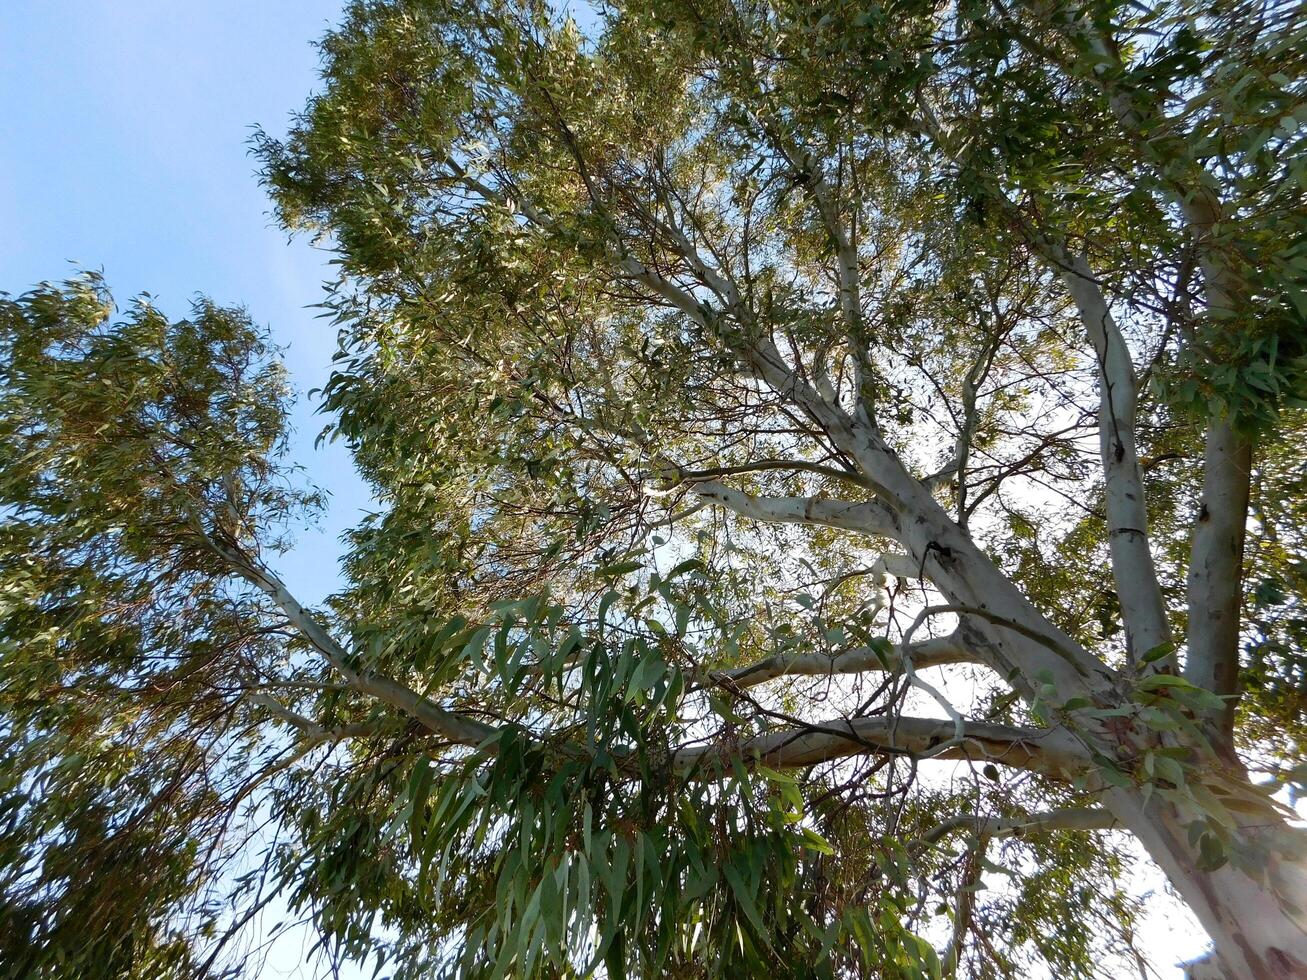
top-left (801, 826), bottom-right (835, 855)
top-left (1140, 641), bottom-right (1177, 664)
top-left (722, 862), bottom-right (772, 949)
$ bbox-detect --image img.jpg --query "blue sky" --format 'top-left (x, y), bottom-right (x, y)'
top-left (2, 0), bottom-right (368, 609)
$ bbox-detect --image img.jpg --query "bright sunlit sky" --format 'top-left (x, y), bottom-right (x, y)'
top-left (2, 4), bottom-right (1212, 978)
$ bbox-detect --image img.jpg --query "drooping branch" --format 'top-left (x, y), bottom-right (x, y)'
top-left (211, 538), bottom-right (498, 748)
top-left (943, 834), bottom-right (985, 979)
top-left (924, 806), bottom-right (1118, 974)
top-left (227, 546), bottom-right (1083, 781)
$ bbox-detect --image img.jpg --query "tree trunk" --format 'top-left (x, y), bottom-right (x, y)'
top-left (855, 447), bottom-right (1307, 977)
top-left (1184, 420), bottom-right (1253, 754)
top-left (1108, 788), bottom-right (1307, 979)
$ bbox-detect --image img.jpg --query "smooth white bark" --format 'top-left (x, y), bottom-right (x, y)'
top-left (685, 478), bottom-right (899, 537)
top-left (912, 93), bottom-right (1170, 661)
top-left (1107, 788), bottom-right (1307, 979)
top-left (215, 541), bottom-right (498, 747)
top-left (708, 632), bottom-right (979, 691)
top-left (1183, 418), bottom-right (1251, 738)
top-left (672, 715), bottom-right (1092, 778)
top-left (1055, 250), bottom-right (1172, 660)
top-left (1181, 190), bottom-right (1254, 748)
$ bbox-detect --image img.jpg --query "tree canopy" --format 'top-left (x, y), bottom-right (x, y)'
top-left (2, 1), bottom-right (1306, 978)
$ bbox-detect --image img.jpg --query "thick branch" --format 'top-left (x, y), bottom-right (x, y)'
top-left (1034, 14), bottom-right (1253, 734)
top-left (1056, 252), bottom-right (1171, 661)
top-left (672, 457), bottom-right (878, 493)
top-left (913, 92), bottom-right (1169, 661)
top-left (672, 716), bottom-right (1090, 779)
top-left (1182, 201), bottom-right (1252, 743)
top-left (684, 479), bottom-right (899, 537)
top-left (1183, 452), bottom-right (1247, 715)
top-left (1027, 7), bottom-right (1259, 695)
top-left (1176, 189), bottom-right (1250, 753)
top-left (1182, 435), bottom-right (1251, 748)
top-left (709, 632), bottom-right (981, 691)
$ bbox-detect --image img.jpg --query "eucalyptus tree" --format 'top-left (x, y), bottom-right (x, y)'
top-left (2, 1), bottom-right (1305, 978)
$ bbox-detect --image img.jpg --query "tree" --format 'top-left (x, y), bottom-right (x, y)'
top-left (2, 0), bottom-right (1305, 977)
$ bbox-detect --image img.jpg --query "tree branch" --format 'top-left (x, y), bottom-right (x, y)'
top-left (919, 806), bottom-right (1118, 847)
top-left (672, 716), bottom-right (1091, 778)
top-left (1177, 195), bottom-right (1251, 750)
top-left (671, 457), bottom-right (878, 493)
top-left (211, 539), bottom-right (498, 748)
top-left (705, 632), bottom-right (981, 691)
top-left (912, 91), bottom-right (1170, 661)
top-left (247, 691), bottom-right (329, 737)
top-left (1055, 252), bottom-right (1171, 661)
top-left (683, 478), bottom-right (899, 537)
top-left (1020, 7), bottom-right (1254, 730)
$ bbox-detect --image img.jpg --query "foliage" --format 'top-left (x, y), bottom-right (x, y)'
top-left (0, 275), bottom-right (311, 977)
top-left (3, 0), bottom-right (1306, 977)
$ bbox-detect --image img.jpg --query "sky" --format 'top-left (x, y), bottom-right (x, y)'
top-left (1, 3), bottom-right (1215, 978)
